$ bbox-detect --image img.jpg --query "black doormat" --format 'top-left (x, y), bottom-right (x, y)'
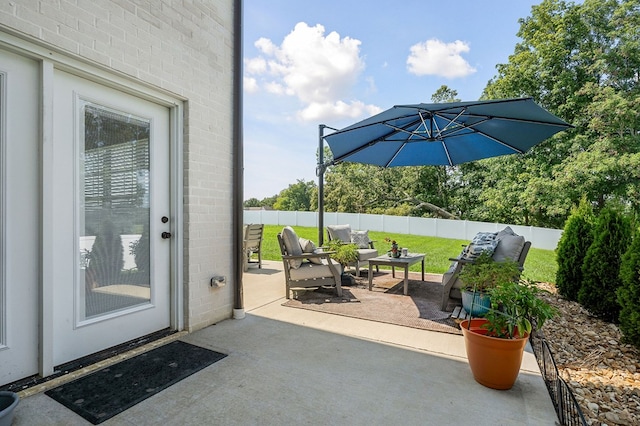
top-left (45, 341), bottom-right (227, 424)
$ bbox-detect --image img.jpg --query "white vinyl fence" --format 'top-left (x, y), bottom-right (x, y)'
top-left (244, 210), bottom-right (563, 251)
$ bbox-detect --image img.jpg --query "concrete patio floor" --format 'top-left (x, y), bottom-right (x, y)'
top-left (12, 260), bottom-right (559, 425)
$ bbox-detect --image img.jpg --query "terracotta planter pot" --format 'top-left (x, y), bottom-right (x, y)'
top-left (460, 318), bottom-right (529, 390)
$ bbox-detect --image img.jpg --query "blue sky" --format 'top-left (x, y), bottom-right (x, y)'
top-left (243, 0), bottom-right (546, 200)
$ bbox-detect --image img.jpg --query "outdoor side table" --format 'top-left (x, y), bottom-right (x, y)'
top-left (368, 253), bottom-right (425, 296)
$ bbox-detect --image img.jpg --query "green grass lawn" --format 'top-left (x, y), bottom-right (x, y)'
top-left (259, 225), bottom-right (558, 284)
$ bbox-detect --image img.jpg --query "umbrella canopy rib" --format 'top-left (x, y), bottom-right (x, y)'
top-left (383, 142), bottom-right (405, 168)
top-left (447, 130), bottom-right (525, 155)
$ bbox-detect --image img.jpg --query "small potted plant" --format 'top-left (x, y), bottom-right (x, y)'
top-left (384, 237), bottom-right (401, 258)
top-left (325, 239), bottom-right (359, 284)
top-left (456, 252), bottom-right (521, 316)
top-left (460, 278), bottom-right (557, 390)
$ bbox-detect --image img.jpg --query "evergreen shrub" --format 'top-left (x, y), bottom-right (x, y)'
top-left (618, 229), bottom-right (640, 347)
top-left (578, 207), bottom-right (632, 322)
top-left (555, 197), bottom-right (594, 301)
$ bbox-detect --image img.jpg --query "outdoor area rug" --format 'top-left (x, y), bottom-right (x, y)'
top-left (283, 271), bottom-right (462, 335)
top-left (45, 341), bottom-right (227, 424)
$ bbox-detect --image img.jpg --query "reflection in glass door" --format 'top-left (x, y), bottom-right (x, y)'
top-left (80, 102), bottom-right (152, 320)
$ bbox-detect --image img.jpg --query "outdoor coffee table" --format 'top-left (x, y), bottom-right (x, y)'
top-left (368, 253), bottom-right (425, 296)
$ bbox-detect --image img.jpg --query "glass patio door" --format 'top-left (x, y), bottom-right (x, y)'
top-left (52, 70), bottom-right (172, 365)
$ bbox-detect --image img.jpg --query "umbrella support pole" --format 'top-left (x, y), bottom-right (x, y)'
top-left (318, 124), bottom-right (325, 246)
top-left (317, 124), bottom-right (338, 246)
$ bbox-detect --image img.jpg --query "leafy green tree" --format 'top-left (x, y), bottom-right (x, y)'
top-left (476, 0), bottom-right (640, 227)
top-left (578, 207), bottom-right (632, 322)
top-left (244, 195), bottom-right (278, 209)
top-left (259, 194), bottom-right (278, 208)
top-left (323, 162), bottom-right (458, 218)
top-left (555, 197), bottom-right (594, 301)
top-left (323, 163), bottom-right (383, 213)
top-left (273, 179), bottom-right (316, 211)
top-left (431, 85), bottom-right (461, 103)
top-left (618, 228), bottom-right (640, 347)
top-left (243, 198), bottom-right (261, 208)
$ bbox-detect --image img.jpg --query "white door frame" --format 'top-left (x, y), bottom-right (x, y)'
top-left (0, 32), bottom-right (184, 378)
top-left (0, 48), bottom-right (41, 384)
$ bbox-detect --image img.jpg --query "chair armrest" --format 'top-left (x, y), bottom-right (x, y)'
top-left (316, 247), bottom-right (339, 253)
top-left (282, 252), bottom-right (335, 260)
top-left (449, 257), bottom-right (476, 265)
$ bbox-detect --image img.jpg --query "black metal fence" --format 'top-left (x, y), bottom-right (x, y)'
top-left (530, 330), bottom-right (588, 426)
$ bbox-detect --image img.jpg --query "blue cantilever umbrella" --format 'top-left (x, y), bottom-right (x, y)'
top-left (316, 97), bottom-right (572, 243)
top-left (323, 97), bottom-right (572, 167)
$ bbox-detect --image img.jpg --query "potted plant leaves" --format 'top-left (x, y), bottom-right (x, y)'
top-left (325, 239), bottom-right (359, 285)
top-left (459, 278), bottom-right (557, 390)
top-left (456, 251), bottom-right (521, 316)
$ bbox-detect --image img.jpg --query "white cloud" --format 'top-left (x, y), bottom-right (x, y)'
top-left (264, 81), bottom-right (287, 95)
top-left (245, 57), bottom-right (267, 74)
top-left (245, 22), bottom-right (379, 122)
top-left (244, 76), bottom-right (259, 94)
top-left (407, 39), bottom-right (477, 78)
top-left (254, 37), bottom-right (277, 56)
top-left (297, 100), bottom-right (382, 122)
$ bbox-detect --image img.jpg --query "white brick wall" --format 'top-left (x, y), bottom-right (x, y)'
top-left (0, 0), bottom-right (237, 331)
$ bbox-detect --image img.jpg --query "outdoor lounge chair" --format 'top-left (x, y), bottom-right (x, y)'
top-left (243, 223), bottom-right (264, 272)
top-left (326, 224), bottom-right (378, 277)
top-left (440, 226), bottom-right (531, 311)
top-left (278, 226), bottom-right (343, 299)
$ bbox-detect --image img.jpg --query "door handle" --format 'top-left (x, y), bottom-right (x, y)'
top-left (161, 232), bottom-right (172, 239)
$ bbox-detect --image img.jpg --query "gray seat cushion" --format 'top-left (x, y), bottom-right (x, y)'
top-left (356, 248), bottom-right (378, 262)
top-left (289, 261), bottom-right (342, 280)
